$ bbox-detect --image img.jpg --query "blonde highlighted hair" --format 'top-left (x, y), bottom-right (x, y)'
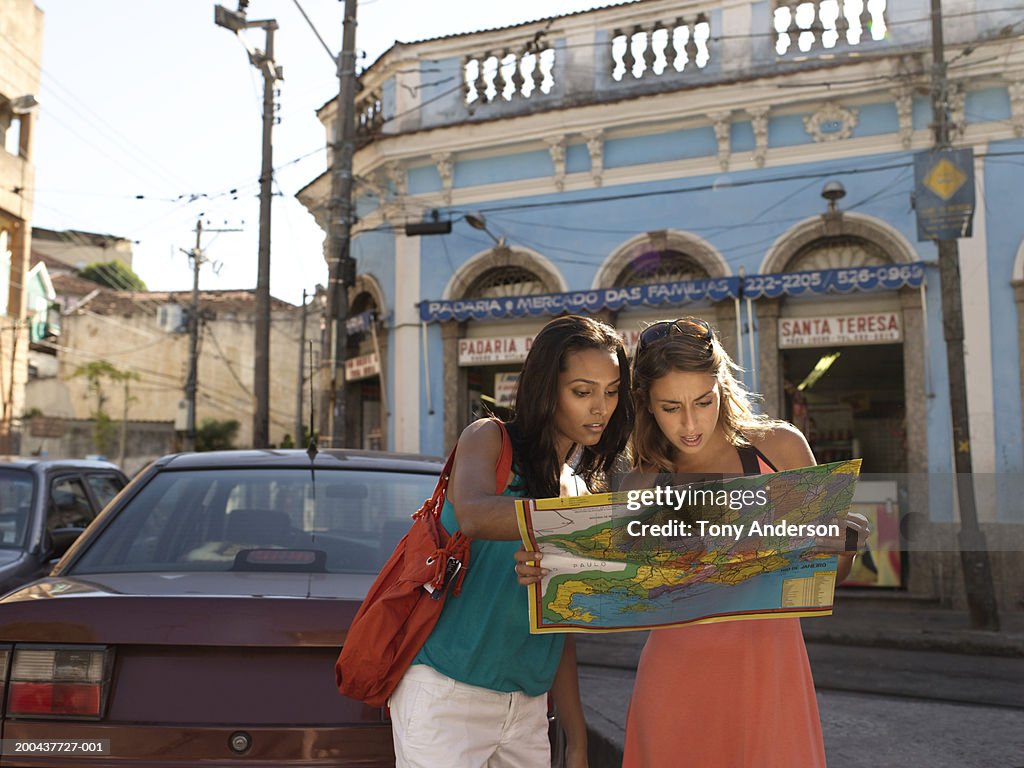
top-left (630, 317), bottom-right (782, 473)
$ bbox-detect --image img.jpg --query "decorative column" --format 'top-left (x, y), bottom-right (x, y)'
top-left (583, 130), bottom-right (604, 187)
top-left (708, 111), bottom-right (732, 171)
top-left (441, 320), bottom-right (460, 451)
top-left (1015, 280), bottom-right (1024, 442)
top-left (900, 285), bottom-right (937, 599)
top-left (755, 298), bottom-right (782, 417)
top-left (546, 136), bottom-right (567, 192)
top-left (1011, 81), bottom-right (1024, 138)
top-left (712, 302), bottom-right (741, 364)
top-left (433, 152), bottom-right (453, 205)
top-left (392, 231), bottom-right (419, 453)
top-left (748, 107), bottom-right (769, 168)
top-left (894, 85), bottom-right (914, 149)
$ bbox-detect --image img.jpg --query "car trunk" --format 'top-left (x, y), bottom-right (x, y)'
top-left (0, 573), bottom-right (378, 717)
top-left (0, 574), bottom-right (395, 766)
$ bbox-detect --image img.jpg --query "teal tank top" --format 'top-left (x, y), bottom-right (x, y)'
top-left (412, 478), bottom-right (565, 696)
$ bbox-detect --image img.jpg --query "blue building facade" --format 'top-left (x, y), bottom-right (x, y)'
top-left (299, 0), bottom-right (1024, 609)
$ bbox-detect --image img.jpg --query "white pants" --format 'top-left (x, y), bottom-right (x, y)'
top-left (389, 664), bottom-right (551, 768)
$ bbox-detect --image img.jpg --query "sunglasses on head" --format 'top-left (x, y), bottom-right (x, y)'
top-left (636, 318), bottom-right (714, 355)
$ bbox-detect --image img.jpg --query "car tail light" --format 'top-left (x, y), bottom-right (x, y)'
top-left (0, 646), bottom-right (10, 714)
top-left (7, 646), bottom-right (112, 719)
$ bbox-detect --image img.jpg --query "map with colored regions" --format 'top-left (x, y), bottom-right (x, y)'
top-left (514, 460), bottom-right (861, 633)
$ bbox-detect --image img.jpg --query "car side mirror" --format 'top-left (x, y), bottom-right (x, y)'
top-left (49, 527), bottom-right (84, 559)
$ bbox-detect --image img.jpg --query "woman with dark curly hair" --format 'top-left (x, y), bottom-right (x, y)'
top-left (390, 314), bottom-right (634, 768)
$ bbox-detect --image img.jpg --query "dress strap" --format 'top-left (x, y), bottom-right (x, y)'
top-left (737, 445), bottom-right (778, 475)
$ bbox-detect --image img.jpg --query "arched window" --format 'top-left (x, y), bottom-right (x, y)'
top-left (615, 249), bottom-right (710, 286)
top-left (347, 291), bottom-right (379, 357)
top-left (464, 265), bottom-right (547, 298)
top-left (784, 235), bottom-right (891, 272)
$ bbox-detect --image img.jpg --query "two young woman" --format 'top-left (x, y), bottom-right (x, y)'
top-left (393, 312), bottom-right (864, 767)
top-left (620, 317), bottom-right (865, 767)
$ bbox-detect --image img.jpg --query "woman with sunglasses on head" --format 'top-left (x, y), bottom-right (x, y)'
top-left (517, 316), bottom-right (867, 767)
top-left (389, 315), bottom-right (634, 768)
top-left (621, 317), bottom-right (866, 768)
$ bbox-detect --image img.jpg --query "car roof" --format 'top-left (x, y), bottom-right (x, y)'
top-left (0, 458), bottom-right (124, 472)
top-left (154, 449), bottom-right (444, 473)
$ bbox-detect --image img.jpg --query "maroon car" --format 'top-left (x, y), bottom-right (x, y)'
top-left (0, 449), bottom-right (446, 767)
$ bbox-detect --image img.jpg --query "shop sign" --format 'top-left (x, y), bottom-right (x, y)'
top-left (778, 312), bottom-right (901, 348)
top-left (458, 336), bottom-right (533, 366)
top-left (914, 148), bottom-right (975, 241)
top-left (494, 372), bottom-right (520, 408)
top-left (743, 263), bottom-right (925, 299)
top-left (344, 352), bottom-right (380, 381)
top-left (422, 277), bottom-right (741, 323)
top-left (346, 310), bottom-right (374, 336)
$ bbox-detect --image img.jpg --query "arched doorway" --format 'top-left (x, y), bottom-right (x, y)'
top-left (342, 276), bottom-right (388, 450)
top-left (441, 249), bottom-right (565, 448)
top-left (757, 214), bottom-right (927, 590)
top-left (596, 230), bottom-right (737, 359)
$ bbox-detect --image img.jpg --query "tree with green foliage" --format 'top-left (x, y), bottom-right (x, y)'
top-left (79, 260), bottom-right (148, 291)
top-left (195, 418), bottom-right (240, 452)
top-left (72, 361), bottom-right (139, 457)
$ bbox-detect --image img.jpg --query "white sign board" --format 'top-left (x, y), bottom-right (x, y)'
top-left (779, 312), bottom-right (902, 348)
top-left (459, 336), bottom-right (534, 366)
top-left (494, 372), bottom-right (520, 408)
top-left (345, 352), bottom-right (380, 381)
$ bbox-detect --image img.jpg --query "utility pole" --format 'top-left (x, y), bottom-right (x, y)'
top-left (214, 2), bottom-right (283, 449)
top-left (184, 220), bottom-right (204, 453)
top-left (929, 0), bottom-right (1000, 630)
top-left (320, 0), bottom-right (359, 447)
top-left (181, 217), bottom-right (241, 452)
top-left (294, 288), bottom-right (308, 446)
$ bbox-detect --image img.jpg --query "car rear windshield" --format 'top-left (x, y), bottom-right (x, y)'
top-left (0, 469), bottom-right (34, 549)
top-left (71, 467), bottom-right (439, 574)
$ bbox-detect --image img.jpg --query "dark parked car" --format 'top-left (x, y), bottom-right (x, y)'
top-left (0, 449), bottom-right (446, 766)
top-left (0, 458), bottom-right (128, 595)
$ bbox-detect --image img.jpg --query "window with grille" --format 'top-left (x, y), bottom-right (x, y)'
top-left (616, 250), bottom-right (709, 286)
top-left (465, 266), bottom-right (547, 298)
top-left (786, 235), bottom-right (891, 272)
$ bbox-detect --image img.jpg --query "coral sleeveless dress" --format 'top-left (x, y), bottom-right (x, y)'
top-left (622, 448), bottom-right (827, 768)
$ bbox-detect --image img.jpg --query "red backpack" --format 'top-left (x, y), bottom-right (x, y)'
top-left (335, 419), bottom-right (513, 707)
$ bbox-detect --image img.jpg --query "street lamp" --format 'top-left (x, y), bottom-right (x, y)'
top-left (464, 212), bottom-right (506, 247)
top-left (8, 95), bottom-right (38, 115)
top-left (821, 180), bottom-right (846, 234)
top-left (821, 180), bottom-right (846, 212)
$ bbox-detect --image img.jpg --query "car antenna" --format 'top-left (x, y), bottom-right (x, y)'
top-left (306, 339), bottom-right (319, 463)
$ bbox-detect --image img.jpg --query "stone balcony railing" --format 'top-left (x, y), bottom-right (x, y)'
top-left (344, 0), bottom-right (1018, 142)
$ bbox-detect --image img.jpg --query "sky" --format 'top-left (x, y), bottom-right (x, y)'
top-left (28, 0), bottom-right (623, 306)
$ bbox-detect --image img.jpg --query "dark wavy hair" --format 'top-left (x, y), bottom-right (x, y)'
top-left (631, 317), bottom-right (780, 473)
top-left (508, 315), bottom-right (634, 498)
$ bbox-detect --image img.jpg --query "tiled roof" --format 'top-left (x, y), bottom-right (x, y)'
top-left (65, 288), bottom-right (296, 317)
top-left (50, 272), bottom-right (106, 298)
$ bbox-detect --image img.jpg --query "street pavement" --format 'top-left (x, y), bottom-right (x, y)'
top-left (576, 597), bottom-right (1024, 767)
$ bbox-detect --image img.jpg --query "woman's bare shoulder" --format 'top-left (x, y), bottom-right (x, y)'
top-left (459, 417), bottom-right (504, 442)
top-left (749, 423), bottom-right (815, 471)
